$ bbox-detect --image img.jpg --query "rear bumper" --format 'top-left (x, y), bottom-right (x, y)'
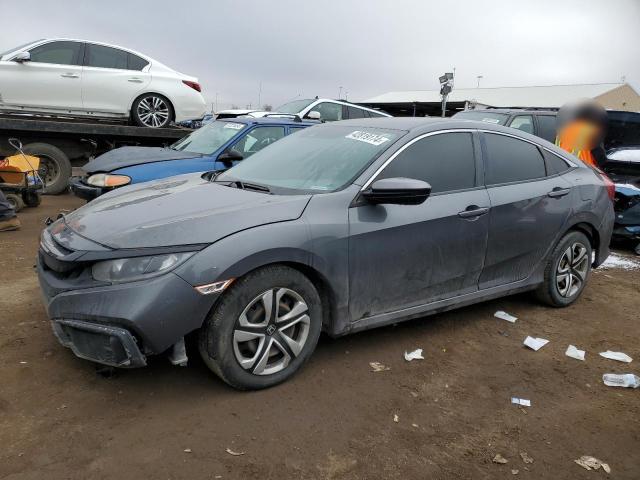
top-left (68, 177), bottom-right (108, 200)
top-left (172, 91), bottom-right (207, 123)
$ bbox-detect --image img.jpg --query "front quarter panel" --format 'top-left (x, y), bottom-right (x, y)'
top-left (115, 156), bottom-right (218, 183)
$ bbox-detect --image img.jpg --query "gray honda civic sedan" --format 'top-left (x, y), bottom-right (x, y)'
top-left (38, 117), bottom-right (614, 389)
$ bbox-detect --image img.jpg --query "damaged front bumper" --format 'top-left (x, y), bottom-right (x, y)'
top-left (52, 319), bottom-right (147, 368)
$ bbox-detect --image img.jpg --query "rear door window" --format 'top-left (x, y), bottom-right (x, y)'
top-left (536, 115), bottom-right (558, 142)
top-left (28, 41), bottom-right (82, 65)
top-left (85, 44), bottom-right (128, 69)
top-left (128, 53), bottom-right (149, 71)
top-left (378, 132), bottom-right (476, 193)
top-left (347, 106), bottom-right (367, 119)
top-left (484, 133), bottom-right (546, 185)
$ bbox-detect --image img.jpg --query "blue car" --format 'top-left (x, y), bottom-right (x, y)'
top-left (70, 117), bottom-right (316, 200)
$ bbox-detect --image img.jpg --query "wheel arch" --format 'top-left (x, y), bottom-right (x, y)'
top-left (565, 220), bottom-right (602, 265)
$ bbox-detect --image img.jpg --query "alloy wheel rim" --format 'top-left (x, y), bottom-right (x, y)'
top-left (232, 288), bottom-right (310, 376)
top-left (137, 96), bottom-right (169, 127)
top-left (556, 242), bottom-right (589, 298)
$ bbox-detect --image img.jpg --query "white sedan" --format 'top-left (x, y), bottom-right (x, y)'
top-left (0, 38), bottom-right (206, 128)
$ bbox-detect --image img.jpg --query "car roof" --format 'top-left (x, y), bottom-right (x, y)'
top-left (456, 108), bottom-right (558, 115)
top-left (215, 117), bottom-right (318, 126)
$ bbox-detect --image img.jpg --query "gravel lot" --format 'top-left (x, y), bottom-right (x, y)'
top-left (1, 195), bottom-right (639, 479)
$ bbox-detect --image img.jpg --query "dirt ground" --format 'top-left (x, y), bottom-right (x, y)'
top-left (1, 194), bottom-right (639, 480)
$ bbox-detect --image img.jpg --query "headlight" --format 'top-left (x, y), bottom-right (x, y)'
top-left (86, 173), bottom-right (131, 188)
top-left (92, 252), bottom-right (194, 283)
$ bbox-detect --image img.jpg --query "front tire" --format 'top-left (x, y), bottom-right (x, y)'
top-left (131, 94), bottom-right (173, 128)
top-left (536, 231), bottom-right (592, 307)
top-left (199, 265), bottom-right (322, 390)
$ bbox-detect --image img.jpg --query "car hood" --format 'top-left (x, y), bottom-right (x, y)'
top-left (83, 146), bottom-right (202, 173)
top-left (61, 173), bottom-right (311, 249)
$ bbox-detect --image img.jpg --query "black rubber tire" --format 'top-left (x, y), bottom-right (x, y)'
top-left (4, 193), bottom-right (24, 212)
top-left (198, 265), bottom-right (322, 390)
top-left (131, 93), bottom-right (174, 128)
top-left (536, 230), bottom-right (592, 307)
top-left (22, 191), bottom-right (41, 208)
top-left (22, 143), bottom-right (71, 195)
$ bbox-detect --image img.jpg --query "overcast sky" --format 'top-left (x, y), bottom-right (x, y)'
top-left (2, 0), bottom-right (639, 111)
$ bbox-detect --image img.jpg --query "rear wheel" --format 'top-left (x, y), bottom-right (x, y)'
top-left (536, 231), bottom-right (592, 307)
top-left (22, 191), bottom-right (41, 208)
top-left (199, 265), bottom-right (322, 390)
top-left (131, 94), bottom-right (173, 128)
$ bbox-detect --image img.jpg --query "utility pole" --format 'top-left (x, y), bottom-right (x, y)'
top-left (439, 72), bottom-right (454, 117)
top-left (338, 86), bottom-right (343, 99)
top-left (214, 92), bottom-right (218, 113)
top-left (476, 75), bottom-right (483, 88)
top-left (258, 81), bottom-right (262, 108)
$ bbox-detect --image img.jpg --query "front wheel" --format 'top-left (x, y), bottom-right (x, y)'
top-left (536, 231), bottom-right (592, 307)
top-left (131, 94), bottom-right (173, 128)
top-left (199, 265), bottom-right (322, 390)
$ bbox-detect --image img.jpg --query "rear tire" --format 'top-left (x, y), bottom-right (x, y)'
top-left (199, 265), bottom-right (322, 390)
top-left (22, 143), bottom-right (71, 195)
top-left (22, 191), bottom-right (41, 208)
top-left (131, 94), bottom-right (174, 128)
top-left (536, 231), bottom-right (592, 307)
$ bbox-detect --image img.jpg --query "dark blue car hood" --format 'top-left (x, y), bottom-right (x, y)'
top-left (83, 146), bottom-right (202, 173)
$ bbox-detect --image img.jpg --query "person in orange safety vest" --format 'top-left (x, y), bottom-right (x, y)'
top-left (555, 99), bottom-right (608, 168)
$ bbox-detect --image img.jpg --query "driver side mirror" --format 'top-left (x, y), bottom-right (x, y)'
top-left (218, 148), bottom-right (243, 166)
top-left (362, 177), bottom-right (431, 205)
top-left (14, 51), bottom-right (30, 63)
top-left (305, 111), bottom-right (321, 121)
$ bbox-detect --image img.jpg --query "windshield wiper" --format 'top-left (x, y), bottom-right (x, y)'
top-left (236, 181), bottom-right (271, 193)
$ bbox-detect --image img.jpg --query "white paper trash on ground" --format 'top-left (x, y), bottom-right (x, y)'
top-left (404, 348), bottom-right (424, 362)
top-left (565, 345), bottom-right (585, 361)
top-left (574, 456), bottom-right (611, 473)
top-left (511, 397), bottom-right (531, 407)
top-left (494, 311), bottom-right (517, 323)
top-left (599, 351), bottom-right (633, 363)
top-left (602, 373), bottom-right (640, 388)
top-left (523, 336), bottom-right (549, 351)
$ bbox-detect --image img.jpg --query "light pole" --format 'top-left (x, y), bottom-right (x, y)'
top-left (439, 72), bottom-right (454, 117)
top-left (338, 86), bottom-right (343, 99)
top-left (476, 75), bottom-right (483, 88)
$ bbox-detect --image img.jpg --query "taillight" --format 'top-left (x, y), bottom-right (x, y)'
top-left (182, 80), bottom-right (201, 92)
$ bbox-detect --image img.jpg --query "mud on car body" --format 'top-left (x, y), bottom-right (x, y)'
top-left (38, 117), bottom-right (614, 390)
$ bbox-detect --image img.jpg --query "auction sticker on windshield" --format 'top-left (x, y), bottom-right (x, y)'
top-left (224, 122), bottom-right (245, 130)
top-left (346, 131), bottom-right (391, 146)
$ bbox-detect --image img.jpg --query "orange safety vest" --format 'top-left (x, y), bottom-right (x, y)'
top-left (555, 120), bottom-right (598, 167)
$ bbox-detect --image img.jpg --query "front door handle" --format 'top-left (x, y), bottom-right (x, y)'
top-left (547, 187), bottom-right (571, 198)
top-left (458, 205), bottom-right (489, 218)
top-left (128, 77), bottom-right (144, 83)
top-left (60, 73), bottom-right (79, 78)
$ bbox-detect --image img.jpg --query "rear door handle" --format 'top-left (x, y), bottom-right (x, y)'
top-left (60, 73), bottom-right (79, 78)
top-left (547, 187), bottom-right (571, 198)
top-left (458, 206), bottom-right (489, 218)
top-left (128, 77), bottom-right (143, 83)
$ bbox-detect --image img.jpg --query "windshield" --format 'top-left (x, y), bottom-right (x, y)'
top-left (171, 121), bottom-right (246, 155)
top-left (275, 99), bottom-right (315, 114)
top-left (454, 111), bottom-right (509, 125)
top-left (0, 39), bottom-right (43, 57)
top-left (217, 125), bottom-right (404, 193)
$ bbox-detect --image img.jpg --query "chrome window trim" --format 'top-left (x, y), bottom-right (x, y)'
top-left (360, 129), bottom-right (476, 191)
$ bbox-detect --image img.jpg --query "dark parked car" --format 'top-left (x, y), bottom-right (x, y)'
top-left (38, 118), bottom-right (614, 389)
top-left (453, 108), bottom-right (640, 150)
top-left (603, 146), bottom-right (640, 252)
